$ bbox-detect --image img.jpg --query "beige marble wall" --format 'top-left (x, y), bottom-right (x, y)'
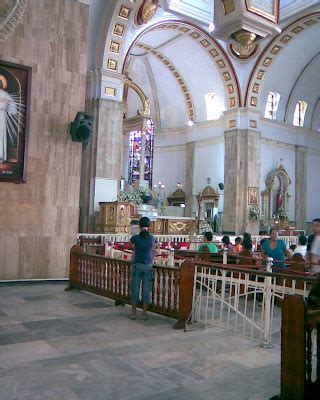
top-left (0, 0), bottom-right (88, 279)
top-left (223, 129), bottom-right (261, 234)
top-left (295, 145), bottom-right (307, 230)
top-left (80, 99), bottom-right (124, 232)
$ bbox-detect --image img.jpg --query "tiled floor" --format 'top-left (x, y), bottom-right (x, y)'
top-left (0, 283), bottom-right (280, 400)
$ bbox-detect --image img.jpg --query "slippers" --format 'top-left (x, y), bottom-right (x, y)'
top-left (128, 314), bottom-right (136, 320)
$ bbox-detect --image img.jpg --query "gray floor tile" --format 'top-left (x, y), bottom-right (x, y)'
top-left (0, 284), bottom-right (281, 400)
top-left (23, 294), bottom-right (57, 301)
top-left (75, 301), bottom-right (112, 309)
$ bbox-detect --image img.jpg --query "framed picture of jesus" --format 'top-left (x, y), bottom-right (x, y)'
top-left (0, 60), bottom-right (31, 183)
top-left (248, 187), bottom-right (259, 206)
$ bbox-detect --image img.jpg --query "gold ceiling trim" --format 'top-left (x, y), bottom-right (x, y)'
top-left (124, 80), bottom-right (151, 116)
top-left (126, 42), bottom-right (195, 120)
top-left (246, 13), bottom-right (320, 108)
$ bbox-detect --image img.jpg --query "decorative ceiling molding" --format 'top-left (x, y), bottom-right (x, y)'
top-left (123, 20), bottom-right (241, 109)
top-left (245, 12), bottom-right (320, 108)
top-left (123, 79), bottom-right (151, 116)
top-left (125, 42), bottom-right (196, 120)
top-left (0, 0), bottom-right (28, 41)
top-left (284, 52), bottom-right (320, 126)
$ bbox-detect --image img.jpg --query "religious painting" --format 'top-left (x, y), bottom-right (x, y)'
top-left (248, 187), bottom-right (259, 206)
top-left (0, 60), bottom-right (31, 183)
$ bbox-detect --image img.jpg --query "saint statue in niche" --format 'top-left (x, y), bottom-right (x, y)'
top-left (0, 74), bottom-right (19, 163)
top-left (276, 189), bottom-right (283, 211)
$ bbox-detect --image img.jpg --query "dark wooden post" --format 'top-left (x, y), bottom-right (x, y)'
top-left (173, 259), bottom-right (195, 329)
top-left (65, 245), bottom-right (83, 291)
top-left (281, 295), bottom-right (305, 400)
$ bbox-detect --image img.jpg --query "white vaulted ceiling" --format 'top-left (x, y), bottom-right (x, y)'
top-left (259, 21), bottom-right (320, 128)
top-left (127, 29), bottom-right (227, 128)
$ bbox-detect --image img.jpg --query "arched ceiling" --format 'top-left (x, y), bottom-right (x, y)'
top-left (87, 1), bottom-right (320, 131)
top-left (246, 12), bottom-right (320, 129)
top-left (124, 20), bottom-right (240, 128)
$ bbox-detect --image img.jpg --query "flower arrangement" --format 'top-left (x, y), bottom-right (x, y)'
top-left (199, 221), bottom-right (213, 234)
top-left (249, 207), bottom-right (262, 221)
top-left (277, 208), bottom-right (289, 220)
top-left (117, 186), bottom-right (148, 205)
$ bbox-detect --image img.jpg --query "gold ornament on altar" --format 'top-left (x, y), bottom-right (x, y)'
top-left (99, 201), bottom-right (132, 233)
top-left (136, 0), bottom-right (159, 26)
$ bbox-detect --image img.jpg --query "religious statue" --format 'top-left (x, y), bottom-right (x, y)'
top-left (276, 189), bottom-right (282, 211)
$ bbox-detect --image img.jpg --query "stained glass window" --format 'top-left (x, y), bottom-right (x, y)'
top-left (128, 119), bottom-right (154, 187)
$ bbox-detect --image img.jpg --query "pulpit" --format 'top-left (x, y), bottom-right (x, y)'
top-left (99, 201), bottom-right (132, 233)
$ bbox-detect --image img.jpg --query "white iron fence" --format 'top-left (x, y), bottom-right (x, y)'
top-left (189, 260), bottom-right (316, 346)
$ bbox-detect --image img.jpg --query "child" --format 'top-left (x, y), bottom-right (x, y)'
top-left (234, 237), bottom-right (243, 254)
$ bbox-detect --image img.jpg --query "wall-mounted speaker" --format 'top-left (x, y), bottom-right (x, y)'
top-left (218, 183), bottom-right (224, 190)
top-left (70, 112), bottom-right (94, 143)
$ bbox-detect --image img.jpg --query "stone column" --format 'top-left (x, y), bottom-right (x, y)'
top-left (80, 98), bottom-right (124, 232)
top-left (223, 129), bottom-right (261, 234)
top-left (295, 145), bottom-right (307, 230)
top-left (185, 141), bottom-right (196, 217)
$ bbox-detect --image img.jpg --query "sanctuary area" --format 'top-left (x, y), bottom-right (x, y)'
top-left (0, 1), bottom-right (320, 399)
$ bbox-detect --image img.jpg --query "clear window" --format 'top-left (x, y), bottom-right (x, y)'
top-left (293, 101), bottom-right (307, 127)
top-left (264, 92), bottom-right (281, 119)
top-left (205, 92), bottom-right (222, 120)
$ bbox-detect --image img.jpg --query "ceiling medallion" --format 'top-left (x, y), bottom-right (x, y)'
top-left (228, 29), bottom-right (260, 60)
top-left (136, 0), bottom-right (159, 26)
top-left (0, 0), bottom-right (28, 41)
top-left (229, 42), bottom-right (259, 60)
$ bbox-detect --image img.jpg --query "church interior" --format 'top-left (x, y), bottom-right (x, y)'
top-left (0, 0), bottom-right (320, 399)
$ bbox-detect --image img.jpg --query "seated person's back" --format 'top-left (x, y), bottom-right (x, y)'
top-left (198, 231), bottom-right (218, 253)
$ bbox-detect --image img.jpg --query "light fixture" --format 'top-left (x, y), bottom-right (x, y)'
top-left (188, 120), bottom-right (194, 127)
top-left (177, 182), bottom-right (181, 187)
top-left (209, 23), bottom-right (215, 33)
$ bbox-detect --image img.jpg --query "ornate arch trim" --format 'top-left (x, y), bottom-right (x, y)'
top-left (123, 79), bottom-right (151, 116)
top-left (245, 12), bottom-right (320, 109)
top-left (125, 43), bottom-right (196, 120)
top-left (122, 20), bottom-right (241, 109)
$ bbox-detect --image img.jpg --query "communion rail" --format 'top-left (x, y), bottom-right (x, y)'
top-left (189, 260), bottom-right (316, 346)
top-left (67, 245), bottom-right (194, 328)
top-left (77, 233), bottom-right (299, 249)
top-left (281, 294), bottom-right (320, 400)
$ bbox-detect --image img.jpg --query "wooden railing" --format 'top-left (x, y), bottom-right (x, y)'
top-left (281, 289), bottom-right (320, 400)
top-left (66, 245), bottom-right (195, 328)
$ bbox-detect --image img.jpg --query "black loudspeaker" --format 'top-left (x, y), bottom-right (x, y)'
top-left (70, 112), bottom-right (94, 143)
top-left (218, 183), bottom-right (224, 190)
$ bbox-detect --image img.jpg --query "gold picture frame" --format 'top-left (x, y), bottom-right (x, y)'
top-left (248, 187), bottom-right (259, 206)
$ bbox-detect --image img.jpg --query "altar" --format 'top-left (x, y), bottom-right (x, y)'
top-left (149, 216), bottom-right (195, 235)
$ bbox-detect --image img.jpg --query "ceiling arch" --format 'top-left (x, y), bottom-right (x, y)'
top-left (123, 20), bottom-right (241, 110)
top-left (284, 52), bottom-right (320, 128)
top-left (126, 42), bottom-right (196, 121)
top-left (245, 12), bottom-right (320, 116)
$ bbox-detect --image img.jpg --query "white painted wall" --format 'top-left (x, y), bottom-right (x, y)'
top-left (306, 151), bottom-right (320, 221)
top-left (194, 141), bottom-right (225, 211)
top-left (94, 178), bottom-right (118, 211)
top-left (153, 145), bottom-right (186, 197)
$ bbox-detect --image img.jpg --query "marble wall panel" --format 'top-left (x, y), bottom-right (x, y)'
top-left (0, 0), bottom-right (88, 279)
